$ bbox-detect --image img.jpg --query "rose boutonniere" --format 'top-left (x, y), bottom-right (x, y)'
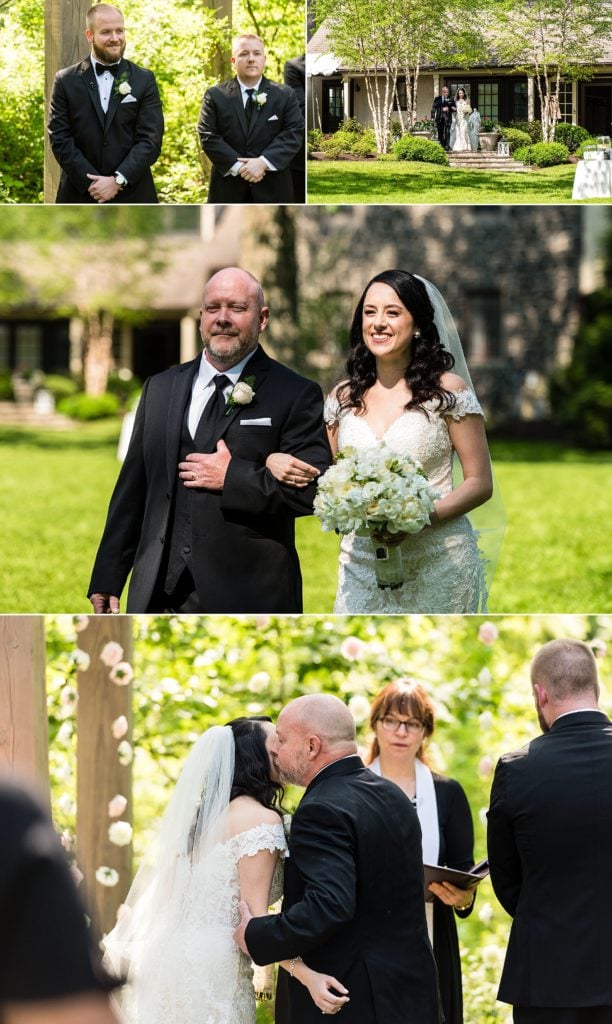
top-left (114, 73), bottom-right (131, 98)
top-left (254, 91), bottom-right (267, 107)
top-left (225, 376), bottom-right (256, 415)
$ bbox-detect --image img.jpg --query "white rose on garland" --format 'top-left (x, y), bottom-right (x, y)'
top-left (108, 821), bottom-right (133, 847)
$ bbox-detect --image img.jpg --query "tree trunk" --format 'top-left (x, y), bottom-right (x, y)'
top-left (44, 0), bottom-right (91, 201)
top-left (76, 617), bottom-right (133, 943)
top-left (84, 311), bottom-right (115, 396)
top-left (0, 616), bottom-right (49, 798)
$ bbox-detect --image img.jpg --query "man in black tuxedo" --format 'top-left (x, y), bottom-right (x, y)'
top-left (198, 34), bottom-right (304, 203)
top-left (487, 639), bottom-right (612, 1024)
top-left (48, 3), bottom-right (164, 204)
top-left (284, 55), bottom-right (306, 203)
top-left (88, 267), bottom-right (331, 614)
top-left (431, 87), bottom-right (455, 151)
top-left (235, 695), bottom-right (441, 1024)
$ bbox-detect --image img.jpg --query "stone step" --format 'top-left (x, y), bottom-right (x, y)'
top-left (0, 401), bottom-right (75, 429)
top-left (448, 154), bottom-right (531, 172)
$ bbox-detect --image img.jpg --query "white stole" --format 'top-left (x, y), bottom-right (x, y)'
top-left (369, 757), bottom-right (439, 943)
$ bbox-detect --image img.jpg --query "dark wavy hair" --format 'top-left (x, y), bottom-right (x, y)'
top-left (227, 716), bottom-right (285, 811)
top-left (337, 270), bottom-right (456, 416)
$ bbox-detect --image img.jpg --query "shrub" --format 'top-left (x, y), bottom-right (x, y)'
top-left (514, 141), bottom-right (569, 167)
top-left (390, 119), bottom-right (404, 141)
top-left (575, 137), bottom-right (599, 159)
top-left (308, 128), bottom-right (324, 150)
top-left (0, 371), bottom-right (13, 400)
top-left (43, 374), bottom-right (79, 400)
top-left (320, 131), bottom-right (355, 155)
top-left (509, 119), bottom-right (543, 143)
top-left (499, 127), bottom-right (532, 153)
top-left (392, 135), bottom-right (448, 164)
top-left (351, 136), bottom-right (377, 157)
top-left (58, 392), bottom-right (120, 420)
top-left (106, 371), bottom-right (142, 407)
top-left (553, 122), bottom-right (592, 152)
top-left (339, 117), bottom-right (363, 135)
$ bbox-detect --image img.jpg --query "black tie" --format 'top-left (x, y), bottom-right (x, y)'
top-left (194, 374), bottom-right (230, 450)
top-left (245, 88), bottom-right (255, 125)
top-left (95, 62), bottom-right (119, 77)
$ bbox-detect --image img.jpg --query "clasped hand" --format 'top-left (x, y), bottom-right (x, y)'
top-left (237, 156), bottom-right (267, 183)
top-left (178, 440), bottom-right (232, 491)
top-left (87, 173), bottom-right (121, 203)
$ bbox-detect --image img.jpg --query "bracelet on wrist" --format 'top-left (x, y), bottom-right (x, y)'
top-left (288, 956), bottom-right (302, 978)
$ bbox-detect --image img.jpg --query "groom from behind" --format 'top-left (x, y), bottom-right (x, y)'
top-left (198, 34), bottom-right (304, 203)
top-left (235, 694), bottom-right (441, 1023)
top-left (47, 3), bottom-right (164, 203)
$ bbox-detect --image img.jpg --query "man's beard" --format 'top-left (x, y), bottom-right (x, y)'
top-left (536, 706), bottom-right (550, 733)
top-left (93, 40), bottom-right (126, 64)
top-left (276, 756), bottom-right (309, 787)
top-left (202, 332), bottom-right (258, 367)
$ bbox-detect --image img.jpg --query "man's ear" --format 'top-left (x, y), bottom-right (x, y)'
top-left (307, 735), bottom-right (322, 760)
top-left (533, 682), bottom-right (547, 709)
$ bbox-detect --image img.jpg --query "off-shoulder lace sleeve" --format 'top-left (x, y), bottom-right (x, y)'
top-left (445, 387), bottom-right (484, 420)
top-left (324, 392), bottom-right (341, 426)
top-left (233, 823), bottom-right (287, 859)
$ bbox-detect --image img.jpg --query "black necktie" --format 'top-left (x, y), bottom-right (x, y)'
top-left (245, 88), bottom-right (255, 125)
top-left (95, 62), bottom-right (119, 77)
top-left (194, 375), bottom-right (230, 449)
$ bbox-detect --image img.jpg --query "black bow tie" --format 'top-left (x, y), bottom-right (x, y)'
top-left (95, 62), bottom-right (119, 77)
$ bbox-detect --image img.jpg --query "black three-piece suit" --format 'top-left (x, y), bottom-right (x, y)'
top-left (246, 757), bottom-right (441, 1023)
top-left (488, 710), bottom-right (612, 1024)
top-left (88, 346), bottom-right (331, 613)
top-left (197, 75), bottom-right (304, 203)
top-left (48, 56), bottom-right (164, 203)
top-left (431, 94), bottom-right (456, 151)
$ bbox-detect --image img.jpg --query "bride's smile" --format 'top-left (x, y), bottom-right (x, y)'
top-left (362, 281), bottom-right (418, 364)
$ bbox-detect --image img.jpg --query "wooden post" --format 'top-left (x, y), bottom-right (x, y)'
top-left (44, 0), bottom-right (90, 201)
top-left (0, 617), bottom-right (49, 798)
top-left (76, 616), bottom-right (133, 942)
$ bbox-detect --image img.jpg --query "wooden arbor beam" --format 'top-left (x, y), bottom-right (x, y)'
top-left (44, 0), bottom-right (90, 202)
top-left (76, 616), bottom-right (133, 943)
top-left (0, 616), bottom-right (49, 800)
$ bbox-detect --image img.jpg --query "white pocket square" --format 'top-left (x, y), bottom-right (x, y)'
top-left (121, 94), bottom-right (137, 104)
top-left (267, 114), bottom-right (279, 121)
top-left (240, 417), bottom-right (272, 426)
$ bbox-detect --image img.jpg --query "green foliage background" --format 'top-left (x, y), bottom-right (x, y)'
top-left (0, 0), bottom-right (44, 202)
top-left (46, 613), bottom-right (612, 1024)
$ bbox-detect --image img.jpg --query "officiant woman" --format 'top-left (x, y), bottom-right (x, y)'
top-left (365, 679), bottom-right (475, 1024)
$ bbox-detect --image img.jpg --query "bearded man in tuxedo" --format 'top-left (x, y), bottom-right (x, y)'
top-left (488, 639), bottom-right (612, 1024)
top-left (88, 267), bottom-right (331, 614)
top-left (47, 3), bottom-right (164, 204)
top-left (198, 34), bottom-right (304, 203)
top-left (235, 695), bottom-right (441, 1024)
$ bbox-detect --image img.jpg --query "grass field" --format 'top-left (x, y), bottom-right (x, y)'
top-left (1, 423), bottom-right (610, 613)
top-left (306, 159), bottom-right (612, 204)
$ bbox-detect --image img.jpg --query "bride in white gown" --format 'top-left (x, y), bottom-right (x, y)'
top-left (267, 271), bottom-right (501, 614)
top-left (451, 89), bottom-right (472, 152)
top-left (103, 718), bottom-right (345, 1023)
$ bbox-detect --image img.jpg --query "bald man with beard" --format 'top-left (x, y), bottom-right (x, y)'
top-left (235, 695), bottom-right (441, 1024)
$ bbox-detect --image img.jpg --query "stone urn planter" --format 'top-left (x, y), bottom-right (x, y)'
top-left (478, 130), bottom-right (501, 152)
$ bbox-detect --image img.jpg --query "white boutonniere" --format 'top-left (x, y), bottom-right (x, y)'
top-left (114, 73), bottom-right (131, 98)
top-left (254, 91), bottom-right (267, 107)
top-left (225, 376), bottom-right (255, 415)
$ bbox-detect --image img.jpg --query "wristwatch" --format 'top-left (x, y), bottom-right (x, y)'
top-left (113, 171), bottom-right (127, 189)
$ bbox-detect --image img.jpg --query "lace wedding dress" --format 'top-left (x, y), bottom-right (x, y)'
top-left (452, 101), bottom-right (472, 152)
top-left (325, 388), bottom-right (488, 613)
top-left (116, 823), bottom-right (286, 1024)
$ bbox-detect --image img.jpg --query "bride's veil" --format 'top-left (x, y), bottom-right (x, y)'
top-left (416, 275), bottom-right (507, 598)
top-left (103, 726), bottom-right (235, 1001)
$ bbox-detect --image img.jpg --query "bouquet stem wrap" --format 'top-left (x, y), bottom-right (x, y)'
top-left (370, 534), bottom-right (404, 590)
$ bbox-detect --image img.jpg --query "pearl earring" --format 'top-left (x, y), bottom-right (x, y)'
top-left (414, 329), bottom-right (421, 338)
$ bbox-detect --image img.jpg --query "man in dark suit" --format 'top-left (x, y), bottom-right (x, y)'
top-left (47, 3), bottom-right (164, 204)
top-left (88, 267), bottom-right (331, 614)
top-left (431, 87), bottom-right (455, 151)
top-left (198, 34), bottom-right (304, 203)
top-left (283, 55), bottom-right (305, 203)
top-left (487, 639), bottom-right (612, 1024)
top-left (235, 694), bottom-right (441, 1024)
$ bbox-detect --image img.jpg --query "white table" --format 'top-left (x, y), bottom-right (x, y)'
top-left (572, 160), bottom-right (612, 199)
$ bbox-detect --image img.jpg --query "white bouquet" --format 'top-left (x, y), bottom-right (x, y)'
top-left (314, 445), bottom-right (440, 589)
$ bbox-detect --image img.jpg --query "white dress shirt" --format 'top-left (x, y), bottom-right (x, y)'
top-left (228, 76), bottom-right (276, 176)
top-left (187, 349), bottom-right (257, 438)
top-left (91, 55), bottom-right (120, 114)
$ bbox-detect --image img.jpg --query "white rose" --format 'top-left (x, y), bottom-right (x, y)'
top-left (71, 649), bottom-right (90, 671)
top-left (111, 715), bottom-right (128, 739)
top-left (108, 821), bottom-right (133, 847)
top-left (340, 636), bottom-right (365, 661)
top-left (232, 381), bottom-right (254, 405)
top-left (117, 740), bottom-right (133, 765)
top-left (110, 661), bottom-right (134, 685)
top-left (478, 622), bottom-right (499, 645)
top-left (118, 81), bottom-right (131, 95)
top-left (348, 695), bottom-right (371, 724)
top-left (248, 671), bottom-right (270, 693)
top-left (255, 92), bottom-right (267, 106)
top-left (100, 641), bottom-right (124, 667)
top-left (108, 794), bottom-right (128, 818)
top-left (72, 615), bottom-right (89, 633)
top-left (96, 866), bottom-right (120, 887)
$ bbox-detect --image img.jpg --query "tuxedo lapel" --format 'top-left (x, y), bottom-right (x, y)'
top-left (80, 58), bottom-right (105, 131)
top-left (215, 345), bottom-right (271, 443)
top-left (105, 59), bottom-right (128, 132)
top-left (229, 78), bottom-right (249, 139)
top-left (165, 356), bottom-right (201, 488)
top-left (246, 76), bottom-right (270, 138)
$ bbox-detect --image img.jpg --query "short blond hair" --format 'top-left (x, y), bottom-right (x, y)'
top-left (232, 33), bottom-right (265, 55)
top-left (86, 4), bottom-right (123, 29)
top-left (531, 639), bottom-right (599, 701)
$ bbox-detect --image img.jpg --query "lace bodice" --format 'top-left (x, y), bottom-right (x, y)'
top-left (118, 823), bottom-right (286, 1024)
top-left (324, 388), bottom-right (487, 614)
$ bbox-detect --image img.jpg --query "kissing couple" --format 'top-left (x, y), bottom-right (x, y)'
top-left (103, 695), bottom-right (441, 1023)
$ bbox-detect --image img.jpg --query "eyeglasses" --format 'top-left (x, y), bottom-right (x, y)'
top-left (379, 716), bottom-right (424, 734)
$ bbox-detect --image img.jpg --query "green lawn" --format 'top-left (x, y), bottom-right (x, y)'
top-left (0, 423), bottom-right (610, 612)
top-left (306, 159), bottom-right (612, 204)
